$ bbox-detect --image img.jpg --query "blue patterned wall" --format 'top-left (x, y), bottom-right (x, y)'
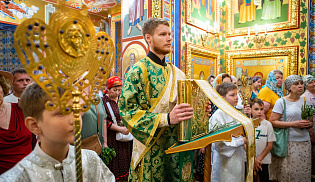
top-left (0, 30), bottom-right (23, 72)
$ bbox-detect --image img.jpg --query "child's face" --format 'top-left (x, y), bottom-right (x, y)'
top-left (38, 108), bottom-right (81, 146)
top-left (223, 89), bottom-right (238, 106)
top-left (251, 103), bottom-right (264, 119)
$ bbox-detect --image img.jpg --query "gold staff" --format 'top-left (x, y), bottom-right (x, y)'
top-left (237, 70), bottom-right (253, 118)
top-left (14, 1), bottom-right (114, 181)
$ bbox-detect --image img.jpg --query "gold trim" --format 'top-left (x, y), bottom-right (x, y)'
top-left (226, 0), bottom-right (299, 36)
top-left (186, 0), bottom-right (220, 33)
top-left (152, 0), bottom-right (161, 18)
top-left (186, 43), bottom-right (220, 79)
top-left (166, 124), bottom-right (245, 153)
top-left (225, 46), bottom-right (298, 76)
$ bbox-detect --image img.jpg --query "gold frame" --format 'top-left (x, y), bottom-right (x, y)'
top-left (225, 46), bottom-right (298, 76)
top-left (186, 0), bottom-right (220, 33)
top-left (186, 43), bottom-right (220, 79)
top-left (226, 0), bottom-right (299, 36)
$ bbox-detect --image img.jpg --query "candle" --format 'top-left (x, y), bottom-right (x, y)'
top-left (248, 27), bottom-right (250, 37)
top-left (206, 20), bottom-right (210, 32)
top-left (214, 22), bottom-right (217, 33)
top-left (265, 25), bottom-right (267, 34)
top-left (255, 24), bottom-right (258, 35)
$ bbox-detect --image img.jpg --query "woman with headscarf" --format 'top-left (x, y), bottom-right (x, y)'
top-left (102, 76), bottom-right (132, 181)
top-left (257, 70), bottom-right (283, 120)
top-left (301, 75), bottom-right (315, 178)
top-left (251, 76), bottom-right (262, 99)
top-left (269, 75), bottom-right (313, 182)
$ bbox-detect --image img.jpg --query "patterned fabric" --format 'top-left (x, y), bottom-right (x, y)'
top-left (106, 76), bottom-right (122, 89)
top-left (212, 73), bottom-right (223, 89)
top-left (0, 31), bottom-right (23, 72)
top-left (302, 75), bottom-right (315, 87)
top-left (269, 141), bottom-right (311, 182)
top-left (262, 70), bottom-right (283, 98)
top-left (250, 89), bottom-right (260, 99)
top-left (0, 143), bottom-right (115, 182)
top-left (284, 75), bottom-right (302, 90)
top-left (119, 57), bottom-right (193, 182)
top-left (102, 95), bottom-right (132, 181)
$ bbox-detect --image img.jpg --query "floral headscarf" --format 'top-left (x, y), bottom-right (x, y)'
top-left (302, 75), bottom-right (315, 87)
top-left (212, 73), bottom-right (223, 89)
top-left (262, 70), bottom-right (283, 97)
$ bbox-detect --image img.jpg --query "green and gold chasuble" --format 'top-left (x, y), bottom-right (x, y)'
top-left (119, 57), bottom-right (194, 182)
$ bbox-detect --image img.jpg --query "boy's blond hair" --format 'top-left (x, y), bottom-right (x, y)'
top-left (19, 82), bottom-right (65, 120)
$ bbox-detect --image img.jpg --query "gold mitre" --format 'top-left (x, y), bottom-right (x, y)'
top-left (14, 0), bottom-right (114, 113)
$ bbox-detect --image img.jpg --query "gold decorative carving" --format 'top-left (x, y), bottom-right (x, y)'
top-left (152, 0), bottom-right (161, 18)
top-left (225, 46), bottom-right (298, 76)
top-left (14, 1), bottom-right (114, 181)
top-left (186, 43), bottom-right (220, 79)
top-left (237, 70), bottom-right (252, 117)
top-left (226, 0), bottom-right (299, 36)
top-left (182, 162), bottom-right (192, 181)
top-left (186, 0), bottom-right (220, 33)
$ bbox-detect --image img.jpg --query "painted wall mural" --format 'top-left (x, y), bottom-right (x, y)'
top-left (220, 0), bottom-right (308, 75)
top-left (227, 0), bottom-right (299, 36)
top-left (0, 0), bottom-right (39, 23)
top-left (0, 30), bottom-right (22, 72)
top-left (121, 0), bottom-right (147, 39)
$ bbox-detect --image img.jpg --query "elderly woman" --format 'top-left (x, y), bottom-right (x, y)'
top-left (102, 76), bottom-right (132, 181)
top-left (0, 71), bottom-right (35, 174)
top-left (301, 75), bottom-right (315, 178)
top-left (251, 76), bottom-right (262, 99)
top-left (257, 70), bottom-right (283, 120)
top-left (269, 75), bottom-right (313, 182)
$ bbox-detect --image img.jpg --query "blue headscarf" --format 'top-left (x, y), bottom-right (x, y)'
top-left (262, 70), bottom-right (283, 97)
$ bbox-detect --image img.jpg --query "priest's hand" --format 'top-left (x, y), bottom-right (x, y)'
top-left (206, 101), bottom-right (212, 117)
top-left (169, 103), bottom-right (193, 125)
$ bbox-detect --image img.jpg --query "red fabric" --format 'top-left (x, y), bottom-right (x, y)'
top-left (106, 76), bottom-right (122, 90)
top-left (0, 103), bottom-right (34, 174)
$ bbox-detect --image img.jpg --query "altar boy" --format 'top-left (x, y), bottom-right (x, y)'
top-left (0, 83), bottom-right (114, 181)
top-left (208, 82), bottom-right (247, 182)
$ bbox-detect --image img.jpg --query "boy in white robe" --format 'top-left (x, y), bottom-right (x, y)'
top-left (209, 82), bottom-right (248, 182)
top-left (0, 83), bottom-right (115, 182)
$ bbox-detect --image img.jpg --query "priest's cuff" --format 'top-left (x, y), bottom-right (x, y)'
top-left (158, 113), bottom-right (169, 127)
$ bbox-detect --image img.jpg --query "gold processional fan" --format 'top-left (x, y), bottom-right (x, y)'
top-left (13, 0), bottom-right (114, 181)
top-left (237, 70), bottom-right (253, 117)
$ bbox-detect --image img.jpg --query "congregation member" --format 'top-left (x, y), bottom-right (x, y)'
top-left (206, 75), bottom-right (215, 86)
top-left (81, 85), bottom-right (108, 154)
top-left (119, 18), bottom-right (211, 181)
top-left (4, 68), bottom-right (31, 103)
top-left (103, 76), bottom-right (131, 181)
top-left (208, 82), bottom-right (247, 182)
top-left (257, 70), bottom-right (283, 120)
top-left (301, 75), bottom-right (315, 179)
top-left (269, 75), bottom-right (313, 182)
top-left (251, 76), bottom-right (262, 99)
top-left (0, 83), bottom-right (115, 181)
top-left (209, 73), bottom-right (232, 116)
top-left (0, 71), bottom-right (35, 174)
top-left (250, 98), bottom-right (276, 182)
